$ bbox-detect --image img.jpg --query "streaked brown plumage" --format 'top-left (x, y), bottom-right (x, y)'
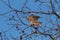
top-left (28, 15), bottom-right (42, 27)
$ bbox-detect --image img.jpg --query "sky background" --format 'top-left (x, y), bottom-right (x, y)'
top-left (0, 0), bottom-right (60, 40)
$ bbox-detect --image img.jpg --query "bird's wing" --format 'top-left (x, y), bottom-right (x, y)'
top-left (32, 16), bottom-right (40, 20)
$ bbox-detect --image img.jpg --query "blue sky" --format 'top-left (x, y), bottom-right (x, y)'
top-left (0, 0), bottom-right (60, 40)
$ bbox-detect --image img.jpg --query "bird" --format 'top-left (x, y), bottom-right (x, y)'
top-left (28, 15), bottom-right (42, 27)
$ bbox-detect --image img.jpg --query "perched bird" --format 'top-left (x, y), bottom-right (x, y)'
top-left (28, 15), bottom-right (42, 27)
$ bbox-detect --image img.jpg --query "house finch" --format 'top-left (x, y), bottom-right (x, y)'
top-left (28, 15), bottom-right (42, 27)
